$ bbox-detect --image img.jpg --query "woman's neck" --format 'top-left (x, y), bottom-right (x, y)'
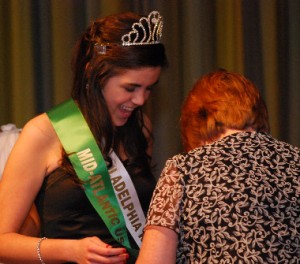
top-left (219, 128), bottom-right (254, 140)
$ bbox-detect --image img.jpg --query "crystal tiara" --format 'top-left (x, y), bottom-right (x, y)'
top-left (121, 10), bottom-right (163, 46)
top-left (94, 11), bottom-right (163, 54)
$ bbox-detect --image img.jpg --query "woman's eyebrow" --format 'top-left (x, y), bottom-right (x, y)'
top-left (125, 79), bottom-right (160, 87)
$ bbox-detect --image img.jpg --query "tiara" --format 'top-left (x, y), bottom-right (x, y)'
top-left (121, 11), bottom-right (163, 46)
top-left (94, 11), bottom-right (163, 55)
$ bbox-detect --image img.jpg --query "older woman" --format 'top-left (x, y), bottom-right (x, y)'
top-left (137, 69), bottom-right (300, 263)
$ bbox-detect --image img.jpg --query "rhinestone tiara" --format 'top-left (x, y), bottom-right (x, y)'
top-left (121, 10), bottom-right (163, 46)
top-left (94, 11), bottom-right (163, 55)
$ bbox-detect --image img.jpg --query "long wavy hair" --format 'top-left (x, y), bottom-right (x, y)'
top-left (180, 69), bottom-right (270, 152)
top-left (62, 12), bottom-right (167, 180)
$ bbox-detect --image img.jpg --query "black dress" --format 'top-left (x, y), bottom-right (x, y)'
top-left (36, 160), bottom-right (156, 263)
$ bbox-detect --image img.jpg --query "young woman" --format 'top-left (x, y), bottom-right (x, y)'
top-left (0, 11), bottom-right (167, 263)
top-left (137, 69), bottom-right (300, 263)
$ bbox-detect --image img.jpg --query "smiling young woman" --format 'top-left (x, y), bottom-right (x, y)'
top-left (0, 11), bottom-right (167, 264)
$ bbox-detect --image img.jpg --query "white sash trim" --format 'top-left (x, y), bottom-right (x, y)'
top-left (109, 151), bottom-right (145, 247)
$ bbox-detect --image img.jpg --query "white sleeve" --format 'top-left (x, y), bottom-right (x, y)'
top-left (0, 124), bottom-right (21, 179)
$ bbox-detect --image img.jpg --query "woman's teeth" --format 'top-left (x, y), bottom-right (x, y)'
top-left (120, 105), bottom-right (133, 111)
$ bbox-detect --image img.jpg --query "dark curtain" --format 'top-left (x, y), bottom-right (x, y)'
top-left (1, 0), bottom-right (299, 177)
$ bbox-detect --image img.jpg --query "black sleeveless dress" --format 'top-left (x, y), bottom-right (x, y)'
top-left (35, 161), bottom-right (156, 263)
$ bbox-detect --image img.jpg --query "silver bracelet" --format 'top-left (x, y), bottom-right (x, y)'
top-left (36, 237), bottom-right (47, 264)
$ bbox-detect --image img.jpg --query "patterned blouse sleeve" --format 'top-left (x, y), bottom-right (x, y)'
top-left (144, 157), bottom-right (184, 234)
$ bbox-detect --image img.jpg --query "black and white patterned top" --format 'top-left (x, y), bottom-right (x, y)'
top-left (145, 132), bottom-right (300, 263)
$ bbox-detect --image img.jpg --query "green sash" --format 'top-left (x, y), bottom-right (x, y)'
top-left (47, 99), bottom-right (136, 254)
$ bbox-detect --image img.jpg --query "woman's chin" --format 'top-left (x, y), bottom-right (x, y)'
top-left (113, 118), bottom-right (128, 127)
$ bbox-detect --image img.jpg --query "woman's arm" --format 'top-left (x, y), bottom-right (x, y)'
top-left (137, 157), bottom-right (184, 263)
top-left (0, 114), bottom-right (58, 236)
top-left (0, 114), bottom-right (128, 263)
top-left (19, 204), bottom-right (41, 236)
top-left (0, 124), bottom-right (41, 236)
top-left (0, 234), bottom-right (128, 264)
top-left (137, 225), bottom-right (178, 264)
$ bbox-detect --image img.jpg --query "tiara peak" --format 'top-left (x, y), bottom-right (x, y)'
top-left (121, 11), bottom-right (163, 46)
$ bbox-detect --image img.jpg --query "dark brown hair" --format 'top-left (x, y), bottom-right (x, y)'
top-left (180, 69), bottom-right (270, 152)
top-left (63, 12), bottom-right (167, 179)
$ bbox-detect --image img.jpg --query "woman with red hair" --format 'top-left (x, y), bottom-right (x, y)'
top-left (137, 69), bottom-right (300, 263)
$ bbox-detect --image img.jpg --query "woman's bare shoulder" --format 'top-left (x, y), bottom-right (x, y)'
top-left (22, 113), bottom-right (57, 139)
top-left (19, 113), bottom-right (62, 172)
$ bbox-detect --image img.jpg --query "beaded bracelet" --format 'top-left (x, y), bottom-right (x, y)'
top-left (36, 237), bottom-right (47, 264)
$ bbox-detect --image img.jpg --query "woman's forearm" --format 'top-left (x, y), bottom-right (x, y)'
top-left (0, 233), bottom-right (76, 263)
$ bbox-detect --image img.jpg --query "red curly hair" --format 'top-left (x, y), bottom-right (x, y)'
top-left (180, 69), bottom-right (270, 152)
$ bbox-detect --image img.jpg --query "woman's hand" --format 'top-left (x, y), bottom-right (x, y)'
top-left (73, 236), bottom-right (129, 264)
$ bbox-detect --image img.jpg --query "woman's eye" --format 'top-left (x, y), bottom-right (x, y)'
top-left (147, 87), bottom-right (153, 91)
top-left (147, 85), bottom-right (156, 91)
top-left (125, 87), bottom-right (136, 92)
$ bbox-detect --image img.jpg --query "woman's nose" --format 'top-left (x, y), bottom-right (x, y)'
top-left (132, 91), bottom-right (147, 106)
